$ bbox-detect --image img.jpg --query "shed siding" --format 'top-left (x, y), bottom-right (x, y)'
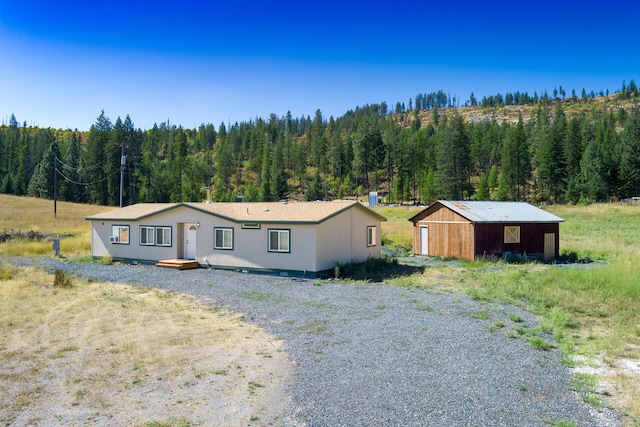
top-left (424, 206), bottom-right (469, 223)
top-left (412, 202), bottom-right (474, 259)
top-left (474, 223), bottom-right (560, 258)
top-left (412, 204), bottom-right (473, 258)
top-left (418, 221), bottom-right (474, 259)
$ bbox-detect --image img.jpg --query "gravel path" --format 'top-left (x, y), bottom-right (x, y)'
top-left (12, 258), bottom-right (619, 426)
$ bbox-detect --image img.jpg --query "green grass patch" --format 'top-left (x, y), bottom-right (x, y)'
top-left (571, 373), bottom-right (603, 409)
top-left (527, 336), bottom-right (554, 351)
top-left (298, 321), bottom-right (327, 335)
top-left (469, 309), bottom-right (490, 320)
top-left (233, 290), bottom-right (287, 304)
top-left (144, 417), bottom-right (201, 427)
top-left (508, 312), bottom-right (523, 323)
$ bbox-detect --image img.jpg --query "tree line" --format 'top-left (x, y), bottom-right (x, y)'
top-left (1, 82), bottom-right (639, 207)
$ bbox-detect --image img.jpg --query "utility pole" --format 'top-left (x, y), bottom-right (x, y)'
top-left (53, 153), bottom-right (57, 218)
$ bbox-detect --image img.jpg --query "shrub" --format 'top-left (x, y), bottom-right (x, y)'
top-left (53, 269), bottom-right (72, 288)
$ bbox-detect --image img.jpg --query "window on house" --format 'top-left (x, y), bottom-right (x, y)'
top-left (140, 226), bottom-right (155, 245)
top-left (504, 226), bottom-right (521, 244)
top-left (140, 226), bottom-right (171, 246)
top-left (156, 226), bottom-right (172, 246)
top-left (367, 226), bottom-right (378, 247)
top-left (268, 229), bottom-right (290, 253)
top-left (111, 225), bottom-right (129, 244)
top-left (214, 227), bottom-right (233, 250)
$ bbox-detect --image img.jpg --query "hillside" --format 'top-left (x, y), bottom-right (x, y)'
top-left (395, 95), bottom-right (640, 129)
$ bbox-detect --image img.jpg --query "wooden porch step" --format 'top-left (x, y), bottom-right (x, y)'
top-left (155, 259), bottom-right (200, 270)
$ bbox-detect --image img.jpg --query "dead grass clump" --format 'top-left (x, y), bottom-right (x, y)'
top-left (53, 269), bottom-right (72, 288)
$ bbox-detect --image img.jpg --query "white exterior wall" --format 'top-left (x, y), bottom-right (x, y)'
top-left (199, 220), bottom-right (317, 273)
top-left (315, 207), bottom-right (382, 271)
top-left (91, 207), bottom-right (204, 261)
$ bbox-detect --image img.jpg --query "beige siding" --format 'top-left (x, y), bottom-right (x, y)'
top-left (92, 207), bottom-right (200, 261)
top-left (91, 224), bottom-right (110, 257)
top-left (315, 207), bottom-right (381, 271)
top-left (201, 222), bottom-right (317, 272)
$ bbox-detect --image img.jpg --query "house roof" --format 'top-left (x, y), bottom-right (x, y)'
top-left (86, 200), bottom-right (386, 224)
top-left (408, 200), bottom-right (564, 224)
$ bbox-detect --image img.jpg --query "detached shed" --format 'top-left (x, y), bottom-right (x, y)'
top-left (408, 200), bottom-right (564, 261)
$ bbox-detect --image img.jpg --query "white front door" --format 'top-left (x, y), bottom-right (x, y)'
top-left (420, 226), bottom-right (429, 255)
top-left (184, 223), bottom-right (197, 260)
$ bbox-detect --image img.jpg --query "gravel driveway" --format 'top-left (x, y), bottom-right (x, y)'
top-left (14, 258), bottom-right (618, 426)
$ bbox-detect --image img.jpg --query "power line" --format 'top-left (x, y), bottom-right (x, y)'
top-left (54, 167), bottom-right (120, 186)
top-left (54, 143), bottom-right (121, 172)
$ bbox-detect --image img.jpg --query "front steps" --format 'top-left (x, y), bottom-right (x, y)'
top-left (155, 259), bottom-right (200, 270)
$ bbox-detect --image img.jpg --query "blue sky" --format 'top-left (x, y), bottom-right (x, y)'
top-left (1, 0), bottom-right (638, 131)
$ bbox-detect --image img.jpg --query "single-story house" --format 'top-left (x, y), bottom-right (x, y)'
top-left (408, 200), bottom-right (564, 261)
top-left (86, 200), bottom-right (386, 277)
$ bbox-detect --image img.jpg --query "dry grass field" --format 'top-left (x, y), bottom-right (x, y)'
top-left (0, 194), bottom-right (112, 258)
top-left (0, 264), bottom-right (290, 426)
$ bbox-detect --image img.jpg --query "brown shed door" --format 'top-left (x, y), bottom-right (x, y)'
top-left (544, 233), bottom-right (555, 261)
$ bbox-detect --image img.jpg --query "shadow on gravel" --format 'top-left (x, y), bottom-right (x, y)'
top-left (336, 257), bottom-right (424, 282)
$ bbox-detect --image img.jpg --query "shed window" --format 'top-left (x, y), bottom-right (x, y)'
top-left (214, 227), bottom-right (234, 250)
top-left (504, 226), bottom-right (521, 244)
top-left (268, 229), bottom-right (290, 253)
top-left (110, 225), bottom-right (129, 244)
top-left (367, 226), bottom-right (377, 247)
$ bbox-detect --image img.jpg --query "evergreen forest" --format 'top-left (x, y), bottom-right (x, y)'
top-left (2, 81), bottom-right (640, 207)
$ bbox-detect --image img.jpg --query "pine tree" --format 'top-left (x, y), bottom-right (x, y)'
top-left (579, 139), bottom-right (608, 202)
top-left (499, 113), bottom-right (528, 200)
top-left (475, 173), bottom-right (489, 200)
top-left (305, 170), bottom-right (324, 201)
top-left (436, 112), bottom-right (470, 199)
top-left (60, 131), bottom-right (83, 202)
top-left (168, 126), bottom-right (188, 203)
top-left (619, 110), bottom-right (640, 198)
top-left (14, 122), bottom-right (30, 195)
top-left (259, 138), bottom-right (272, 201)
top-left (84, 111), bottom-right (113, 205)
top-left (138, 124), bottom-right (160, 202)
top-left (28, 131), bottom-right (58, 199)
top-left (271, 132), bottom-right (289, 200)
top-left (420, 168), bottom-right (438, 204)
top-left (1, 114), bottom-right (19, 193)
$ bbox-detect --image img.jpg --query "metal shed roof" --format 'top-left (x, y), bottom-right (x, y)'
top-left (410, 200), bottom-right (564, 223)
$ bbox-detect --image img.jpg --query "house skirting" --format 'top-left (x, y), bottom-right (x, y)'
top-left (92, 256), bottom-right (329, 278)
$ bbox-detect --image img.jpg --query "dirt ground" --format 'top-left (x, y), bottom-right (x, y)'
top-left (0, 268), bottom-right (293, 426)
